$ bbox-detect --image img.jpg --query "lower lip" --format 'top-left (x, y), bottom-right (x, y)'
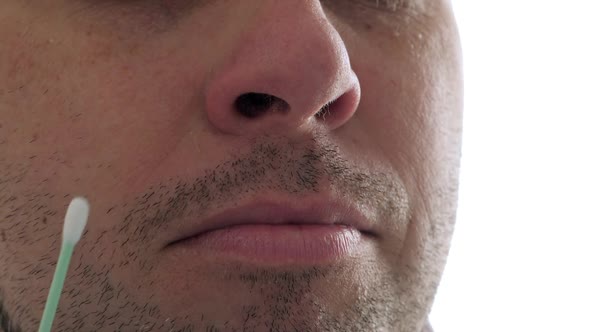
top-left (173, 224), bottom-right (364, 265)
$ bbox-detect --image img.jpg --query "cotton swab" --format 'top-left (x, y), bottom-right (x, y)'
top-left (38, 197), bottom-right (89, 332)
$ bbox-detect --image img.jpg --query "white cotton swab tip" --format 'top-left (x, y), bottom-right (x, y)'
top-left (38, 196), bottom-right (90, 332)
top-left (62, 196), bottom-right (89, 245)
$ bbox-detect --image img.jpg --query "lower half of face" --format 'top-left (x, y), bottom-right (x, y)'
top-left (0, 1), bottom-right (462, 331)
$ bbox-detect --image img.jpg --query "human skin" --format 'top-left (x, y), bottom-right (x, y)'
top-left (0, 0), bottom-right (462, 331)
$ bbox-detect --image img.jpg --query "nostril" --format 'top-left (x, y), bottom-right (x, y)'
top-left (315, 99), bottom-right (335, 121)
top-left (234, 93), bottom-right (290, 119)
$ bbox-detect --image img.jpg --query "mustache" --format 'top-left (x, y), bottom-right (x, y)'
top-left (113, 134), bottom-right (407, 245)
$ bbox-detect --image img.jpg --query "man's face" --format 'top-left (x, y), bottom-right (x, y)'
top-left (0, 1), bottom-right (462, 331)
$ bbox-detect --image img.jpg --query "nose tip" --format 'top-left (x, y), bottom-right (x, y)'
top-left (203, 1), bottom-right (361, 136)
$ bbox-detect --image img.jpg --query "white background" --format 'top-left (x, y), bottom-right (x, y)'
top-left (429, 1), bottom-right (590, 331)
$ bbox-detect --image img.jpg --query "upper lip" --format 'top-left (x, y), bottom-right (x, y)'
top-left (168, 198), bottom-right (377, 245)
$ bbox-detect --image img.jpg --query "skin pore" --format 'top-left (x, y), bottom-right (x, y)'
top-left (0, 1), bottom-right (462, 331)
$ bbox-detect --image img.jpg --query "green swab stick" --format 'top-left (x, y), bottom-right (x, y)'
top-left (38, 197), bottom-right (89, 332)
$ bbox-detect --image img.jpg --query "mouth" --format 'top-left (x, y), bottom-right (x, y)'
top-left (166, 199), bottom-right (377, 265)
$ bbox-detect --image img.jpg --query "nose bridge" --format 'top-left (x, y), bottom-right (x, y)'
top-left (246, 0), bottom-right (349, 103)
top-left (204, 0), bottom-right (361, 136)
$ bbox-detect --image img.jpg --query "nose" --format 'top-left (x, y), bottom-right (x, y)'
top-left (204, 0), bottom-right (361, 136)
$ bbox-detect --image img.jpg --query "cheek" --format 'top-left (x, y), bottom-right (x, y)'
top-left (1, 21), bottom-right (202, 200)
top-left (352, 45), bottom-right (431, 176)
top-left (57, 40), bottom-right (216, 192)
top-left (350, 10), bottom-right (462, 257)
top-left (353, 10), bottom-right (462, 177)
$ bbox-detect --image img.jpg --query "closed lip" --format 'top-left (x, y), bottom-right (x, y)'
top-left (167, 198), bottom-right (377, 246)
